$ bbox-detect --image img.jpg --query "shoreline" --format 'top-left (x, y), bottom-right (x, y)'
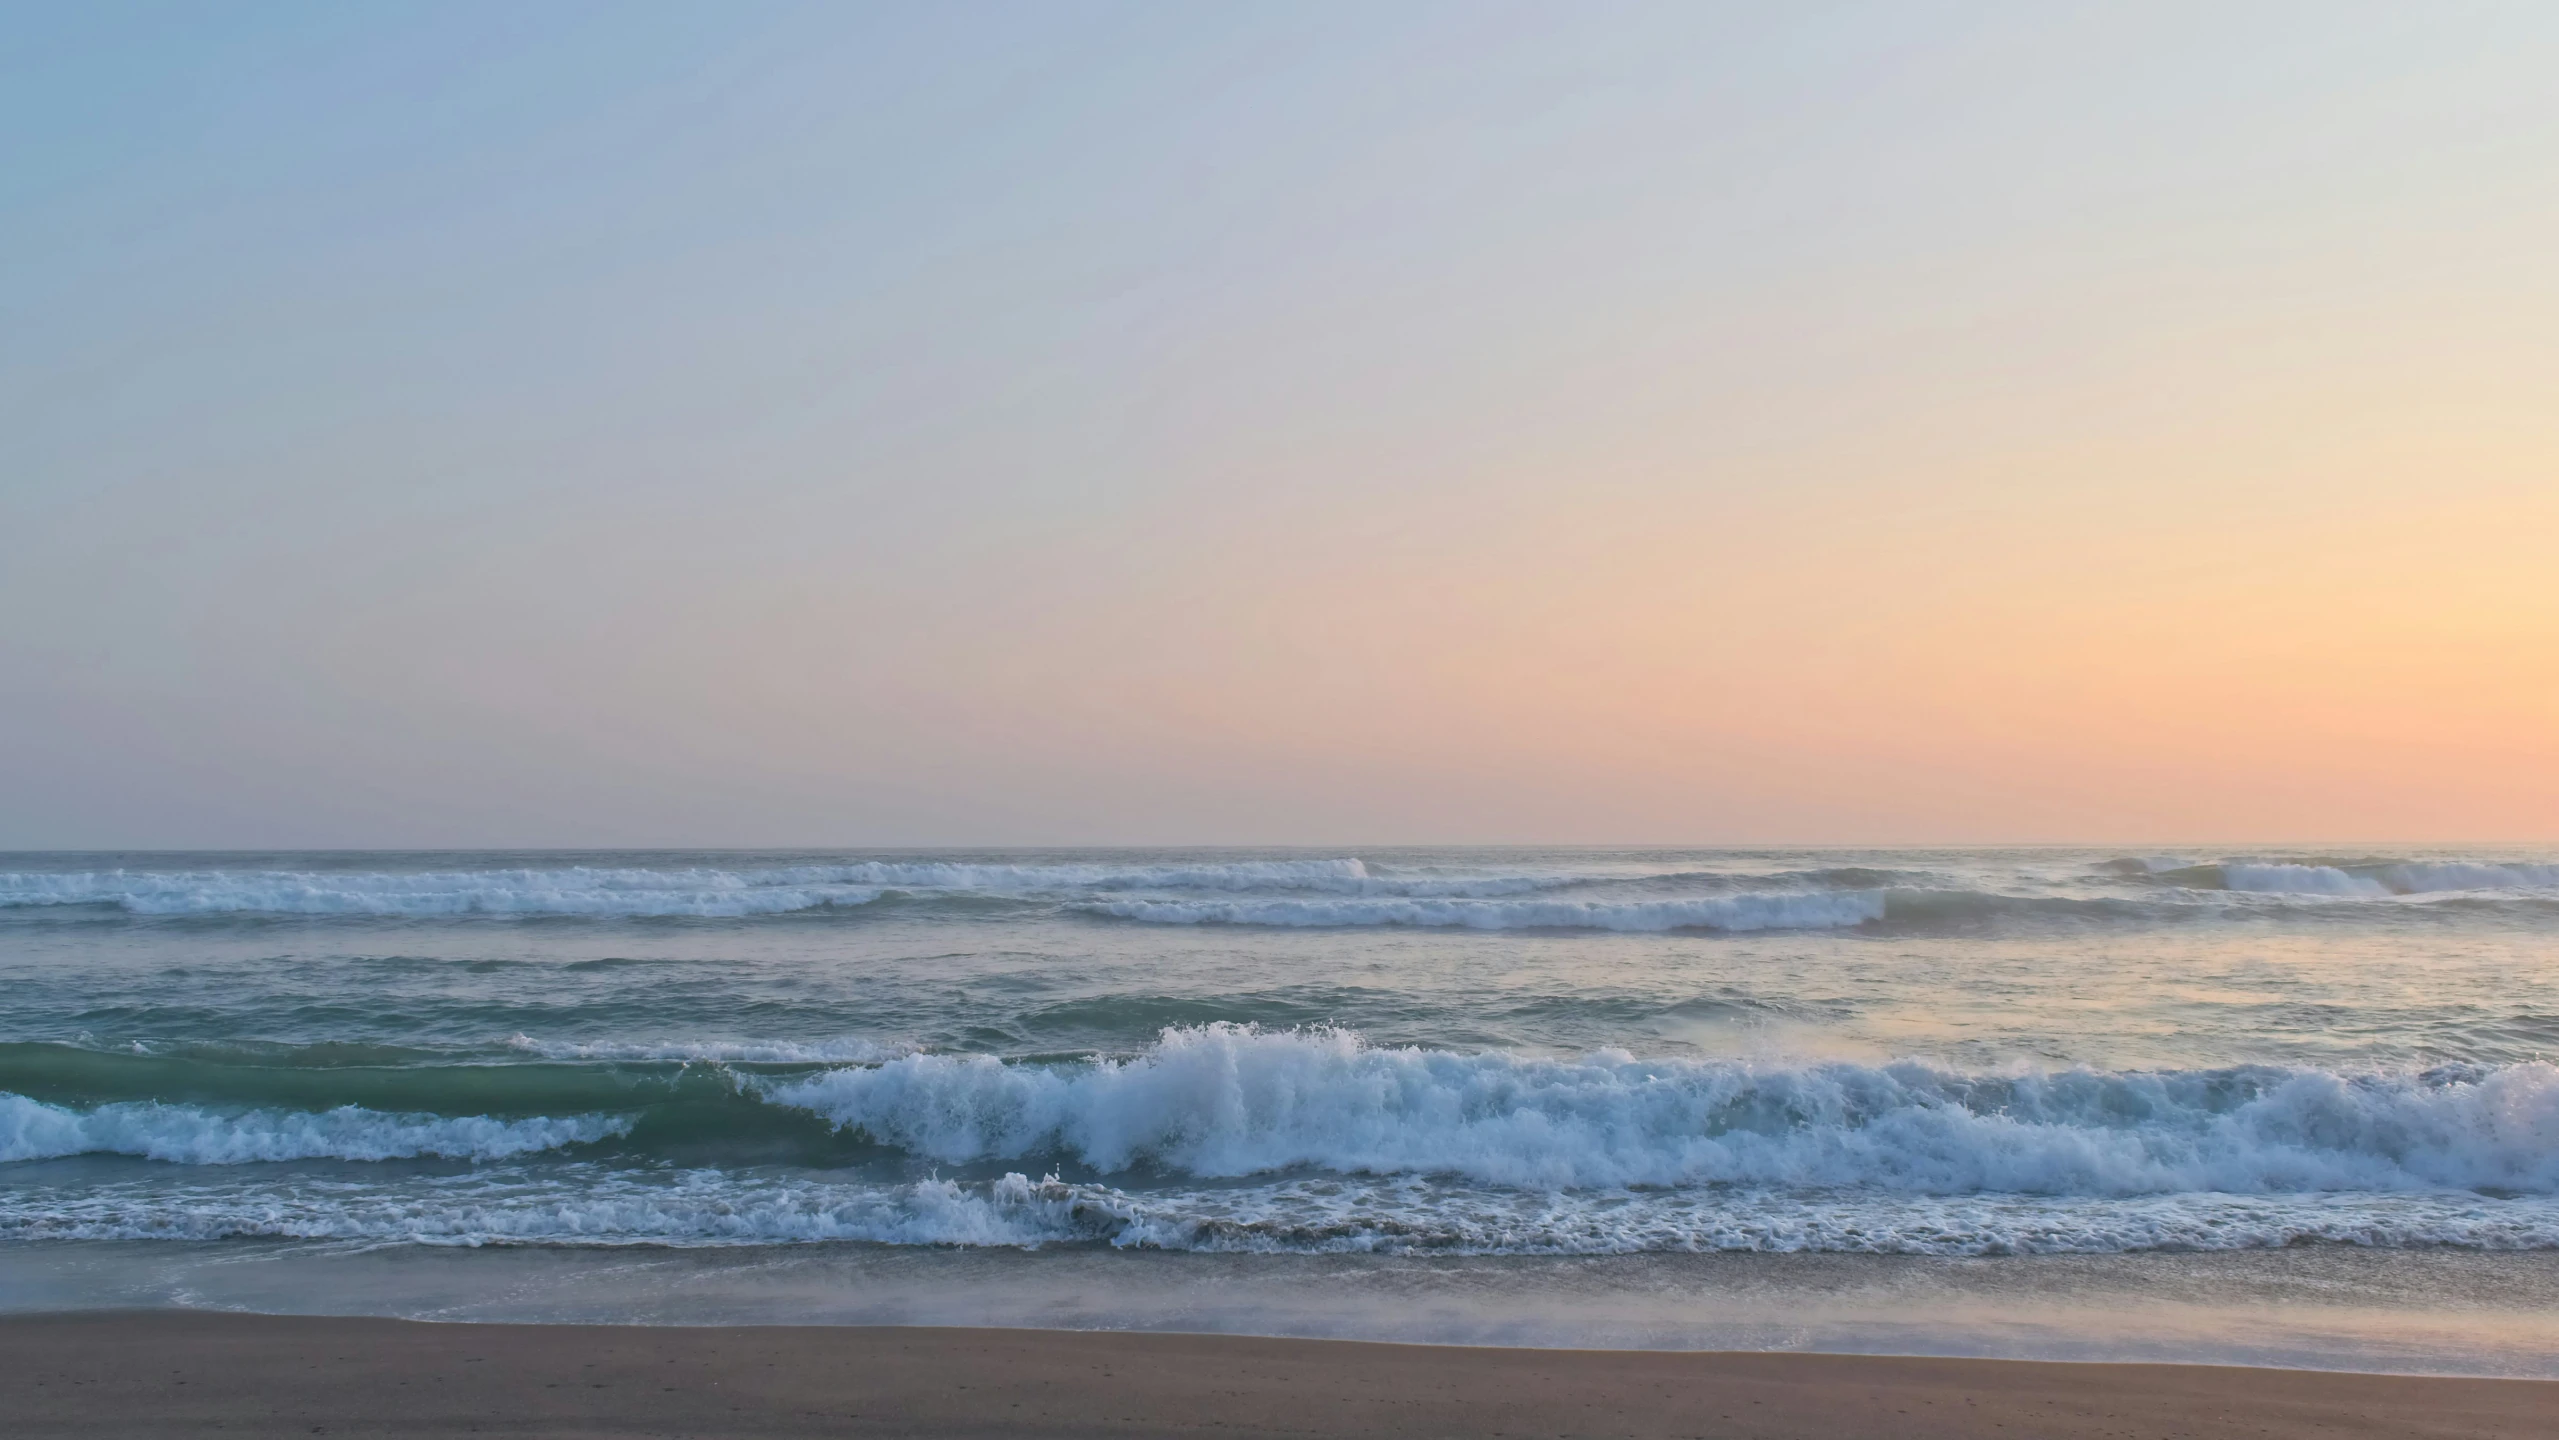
top-left (7, 1312), bottom-right (2553, 1438)
top-left (14, 1241), bottom-right (2559, 1380)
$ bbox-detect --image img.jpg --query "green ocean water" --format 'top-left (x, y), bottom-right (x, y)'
top-left (3, 847), bottom-right (2554, 1262)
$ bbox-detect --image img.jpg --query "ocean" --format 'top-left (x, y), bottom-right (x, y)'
top-left (4, 847), bottom-right (2556, 1371)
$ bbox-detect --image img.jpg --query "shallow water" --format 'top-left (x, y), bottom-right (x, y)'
top-left (4, 847), bottom-right (2556, 1365)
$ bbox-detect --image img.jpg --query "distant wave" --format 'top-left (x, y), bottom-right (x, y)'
top-left (768, 1024), bottom-right (2559, 1196)
top-left (0, 1093), bottom-right (627, 1164)
top-left (2126, 858), bottom-right (2559, 898)
top-left (0, 859), bottom-right (1562, 918)
top-left (1079, 891), bottom-right (1889, 933)
top-left (2232, 861), bottom-right (2559, 896)
top-left (2220, 863), bottom-right (2398, 896)
top-left (0, 867), bottom-right (889, 918)
top-left (15, 854), bottom-right (2547, 922)
top-left (1082, 889), bottom-right (2196, 932)
top-left (806, 858), bottom-right (1563, 898)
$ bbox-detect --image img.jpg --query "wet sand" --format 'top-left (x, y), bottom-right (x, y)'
top-left (5, 1311), bottom-right (2552, 1438)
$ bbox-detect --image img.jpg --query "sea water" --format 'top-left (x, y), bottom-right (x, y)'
top-left (3, 848), bottom-right (2555, 1371)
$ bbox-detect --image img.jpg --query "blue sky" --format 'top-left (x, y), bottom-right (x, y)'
top-left (6, 3), bottom-right (2556, 846)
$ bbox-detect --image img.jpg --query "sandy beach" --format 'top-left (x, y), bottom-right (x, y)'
top-left (5, 1312), bottom-right (2552, 1439)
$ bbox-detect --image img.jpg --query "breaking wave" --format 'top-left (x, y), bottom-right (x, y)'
top-left (9, 1024), bottom-right (2558, 1253)
top-left (767, 1025), bottom-right (2559, 1196)
top-left (0, 1093), bottom-right (628, 1164)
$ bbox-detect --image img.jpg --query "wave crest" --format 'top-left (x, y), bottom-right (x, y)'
top-left (767, 1025), bottom-right (2559, 1195)
top-left (2131, 859), bottom-right (2559, 897)
top-left (0, 1094), bottom-right (629, 1164)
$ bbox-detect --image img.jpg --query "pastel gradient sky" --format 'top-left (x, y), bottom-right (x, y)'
top-left (5, 3), bottom-right (2555, 847)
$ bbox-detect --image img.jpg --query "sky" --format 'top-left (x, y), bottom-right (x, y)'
top-left (4, 2), bottom-right (2555, 848)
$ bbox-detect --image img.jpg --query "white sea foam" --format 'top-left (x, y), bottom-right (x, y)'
top-left (8, 1168), bottom-right (2556, 1255)
top-left (0, 1094), bottom-right (628, 1164)
top-left (0, 1170), bottom-right (1089, 1247)
top-left (766, 1025), bottom-right (2559, 1195)
top-left (1080, 892), bottom-right (1888, 932)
